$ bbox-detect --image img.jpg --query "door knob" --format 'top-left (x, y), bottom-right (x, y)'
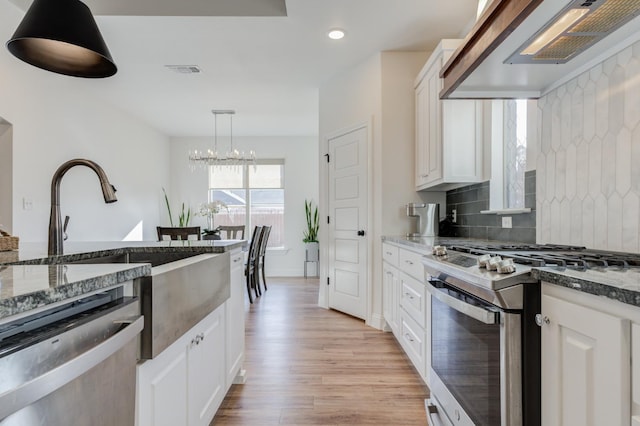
top-left (535, 314), bottom-right (550, 326)
top-left (357, 230), bottom-right (365, 236)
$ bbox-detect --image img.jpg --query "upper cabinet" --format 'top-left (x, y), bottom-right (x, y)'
top-left (441, 0), bottom-right (640, 99)
top-left (415, 40), bottom-right (484, 191)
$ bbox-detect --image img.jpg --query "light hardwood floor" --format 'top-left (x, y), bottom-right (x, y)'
top-left (212, 277), bottom-right (429, 425)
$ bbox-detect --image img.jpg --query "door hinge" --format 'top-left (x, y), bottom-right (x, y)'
top-left (327, 277), bottom-right (330, 286)
top-left (324, 153), bottom-right (330, 163)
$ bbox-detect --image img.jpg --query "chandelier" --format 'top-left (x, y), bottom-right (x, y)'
top-left (188, 110), bottom-right (256, 169)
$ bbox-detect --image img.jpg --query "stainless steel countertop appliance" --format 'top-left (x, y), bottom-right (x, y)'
top-left (422, 241), bottom-right (640, 426)
top-left (0, 285), bottom-right (143, 425)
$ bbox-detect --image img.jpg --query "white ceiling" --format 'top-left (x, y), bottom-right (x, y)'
top-left (10, 0), bottom-right (478, 137)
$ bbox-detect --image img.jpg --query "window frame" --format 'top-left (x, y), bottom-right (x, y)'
top-left (208, 159), bottom-right (285, 247)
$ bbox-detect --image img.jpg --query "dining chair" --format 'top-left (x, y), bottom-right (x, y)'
top-left (256, 225), bottom-right (271, 294)
top-left (245, 226), bottom-right (263, 303)
top-left (156, 226), bottom-right (201, 241)
top-left (218, 225), bottom-right (246, 240)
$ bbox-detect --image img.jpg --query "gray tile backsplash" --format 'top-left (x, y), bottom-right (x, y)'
top-left (442, 171), bottom-right (536, 243)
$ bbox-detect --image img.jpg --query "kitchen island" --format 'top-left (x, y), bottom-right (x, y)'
top-left (0, 240), bottom-right (247, 426)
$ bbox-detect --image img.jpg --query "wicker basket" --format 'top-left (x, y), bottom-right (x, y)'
top-left (0, 229), bottom-right (19, 251)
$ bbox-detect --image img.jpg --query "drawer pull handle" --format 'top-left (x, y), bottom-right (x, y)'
top-left (404, 293), bottom-right (414, 300)
top-left (386, 251), bottom-right (392, 256)
top-left (405, 260), bottom-right (414, 265)
top-left (404, 333), bottom-right (414, 342)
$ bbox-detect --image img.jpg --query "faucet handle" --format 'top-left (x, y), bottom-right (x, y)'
top-left (63, 215), bottom-right (70, 241)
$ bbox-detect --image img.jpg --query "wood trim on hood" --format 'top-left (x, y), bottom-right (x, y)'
top-left (439, 0), bottom-right (543, 99)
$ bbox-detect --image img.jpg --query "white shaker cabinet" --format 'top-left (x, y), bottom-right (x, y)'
top-left (381, 241), bottom-right (431, 386)
top-left (137, 303), bottom-right (226, 426)
top-left (225, 247), bottom-right (246, 385)
top-left (415, 39), bottom-right (483, 191)
top-left (187, 305), bottom-right (226, 426)
top-left (382, 243), bottom-right (400, 334)
top-left (633, 324), bottom-right (640, 426)
top-left (540, 283), bottom-right (633, 426)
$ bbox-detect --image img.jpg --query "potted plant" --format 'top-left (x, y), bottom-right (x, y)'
top-left (162, 188), bottom-right (192, 226)
top-left (198, 200), bottom-right (228, 240)
top-left (303, 199), bottom-right (319, 262)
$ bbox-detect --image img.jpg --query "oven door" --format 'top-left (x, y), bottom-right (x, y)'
top-left (427, 279), bottom-right (522, 426)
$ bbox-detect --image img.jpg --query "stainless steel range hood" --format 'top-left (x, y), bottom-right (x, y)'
top-left (441, 0), bottom-right (640, 99)
top-left (506, 0), bottom-right (640, 64)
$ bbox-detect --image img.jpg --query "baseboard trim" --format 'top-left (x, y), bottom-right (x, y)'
top-left (367, 313), bottom-right (386, 331)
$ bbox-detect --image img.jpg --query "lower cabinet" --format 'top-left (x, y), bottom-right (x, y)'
top-left (137, 304), bottom-right (226, 426)
top-left (541, 283), bottom-right (637, 426)
top-left (225, 248), bottom-right (245, 385)
top-left (382, 262), bottom-right (399, 334)
top-left (381, 242), bottom-right (431, 386)
top-left (137, 250), bottom-right (246, 426)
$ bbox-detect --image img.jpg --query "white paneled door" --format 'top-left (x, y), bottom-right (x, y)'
top-left (327, 125), bottom-right (368, 320)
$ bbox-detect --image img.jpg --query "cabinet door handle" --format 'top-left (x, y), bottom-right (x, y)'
top-left (405, 260), bottom-right (414, 265)
top-left (404, 293), bottom-right (414, 300)
top-left (404, 333), bottom-right (414, 342)
top-left (385, 251), bottom-right (392, 256)
top-left (420, 174), bottom-right (429, 178)
top-left (233, 257), bottom-right (242, 263)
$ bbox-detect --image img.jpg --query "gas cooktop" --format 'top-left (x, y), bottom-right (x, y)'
top-left (422, 241), bottom-right (640, 292)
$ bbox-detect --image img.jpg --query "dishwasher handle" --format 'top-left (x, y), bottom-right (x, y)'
top-left (428, 280), bottom-right (499, 325)
top-left (0, 314), bottom-right (143, 421)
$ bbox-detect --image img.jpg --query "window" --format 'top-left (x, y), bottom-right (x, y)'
top-left (208, 160), bottom-right (284, 248)
top-left (488, 99), bottom-right (533, 212)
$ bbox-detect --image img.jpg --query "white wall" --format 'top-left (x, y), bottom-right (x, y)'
top-left (169, 135), bottom-right (318, 276)
top-left (0, 123), bottom-right (12, 233)
top-left (536, 40), bottom-right (640, 253)
top-left (0, 1), bottom-right (170, 242)
top-left (319, 51), bottom-right (436, 329)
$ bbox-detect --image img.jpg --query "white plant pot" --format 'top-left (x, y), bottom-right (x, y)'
top-left (304, 242), bottom-right (319, 262)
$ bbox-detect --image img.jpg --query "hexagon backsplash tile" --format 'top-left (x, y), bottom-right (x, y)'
top-left (537, 39), bottom-right (640, 253)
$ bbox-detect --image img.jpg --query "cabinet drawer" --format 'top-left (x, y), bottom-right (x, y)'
top-left (400, 311), bottom-right (426, 378)
top-left (382, 243), bottom-right (399, 267)
top-left (398, 249), bottom-right (424, 281)
top-left (400, 272), bottom-right (426, 327)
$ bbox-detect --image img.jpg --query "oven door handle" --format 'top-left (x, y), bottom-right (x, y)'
top-left (428, 281), bottom-right (498, 325)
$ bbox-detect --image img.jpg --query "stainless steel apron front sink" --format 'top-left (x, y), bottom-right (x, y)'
top-left (63, 250), bottom-right (231, 359)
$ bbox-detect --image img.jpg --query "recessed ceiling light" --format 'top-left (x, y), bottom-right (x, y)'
top-left (327, 28), bottom-right (345, 40)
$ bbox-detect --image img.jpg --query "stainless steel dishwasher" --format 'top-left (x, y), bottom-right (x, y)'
top-left (0, 287), bottom-right (143, 425)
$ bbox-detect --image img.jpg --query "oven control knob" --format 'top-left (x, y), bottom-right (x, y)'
top-left (535, 314), bottom-right (550, 327)
top-left (477, 254), bottom-right (492, 268)
top-left (497, 259), bottom-right (516, 274)
top-left (432, 245), bottom-right (447, 256)
top-left (487, 256), bottom-right (502, 271)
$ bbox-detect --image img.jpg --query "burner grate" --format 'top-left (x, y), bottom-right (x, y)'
top-left (443, 242), bottom-right (640, 271)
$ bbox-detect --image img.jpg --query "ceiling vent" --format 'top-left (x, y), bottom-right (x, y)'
top-left (165, 65), bottom-right (202, 74)
top-left (506, 0), bottom-right (640, 64)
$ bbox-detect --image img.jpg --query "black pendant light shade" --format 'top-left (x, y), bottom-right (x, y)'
top-left (6, 0), bottom-right (117, 78)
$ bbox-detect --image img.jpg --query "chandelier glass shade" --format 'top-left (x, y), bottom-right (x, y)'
top-left (188, 110), bottom-right (256, 169)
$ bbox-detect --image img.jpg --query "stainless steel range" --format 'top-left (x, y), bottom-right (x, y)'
top-left (422, 241), bottom-right (640, 426)
top-left (422, 242), bottom-right (608, 426)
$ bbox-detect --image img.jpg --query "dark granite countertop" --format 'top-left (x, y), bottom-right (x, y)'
top-left (0, 240), bottom-right (245, 322)
top-left (0, 263), bottom-right (151, 321)
top-left (0, 240), bottom-right (245, 265)
top-left (532, 267), bottom-right (640, 308)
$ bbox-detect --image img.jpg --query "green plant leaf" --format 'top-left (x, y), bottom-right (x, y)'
top-left (162, 187), bottom-right (174, 227)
